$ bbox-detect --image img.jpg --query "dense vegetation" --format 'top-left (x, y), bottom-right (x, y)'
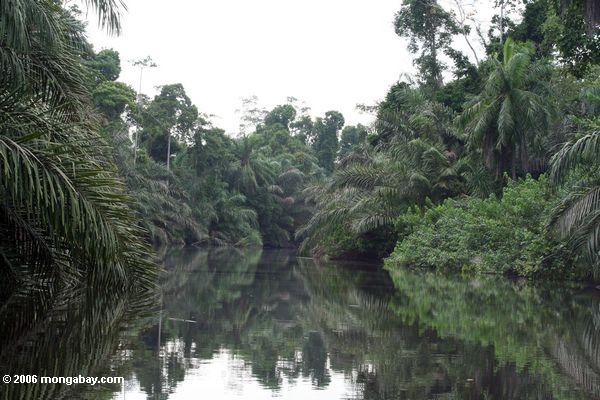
top-left (2, 2), bottom-right (600, 398)
top-left (0, 0), bottom-right (157, 294)
top-left (0, 0), bottom-right (360, 289)
top-left (100, 73), bottom-right (356, 248)
top-left (385, 176), bottom-right (573, 277)
top-left (300, 0), bottom-right (600, 280)
top-left (1, 0), bottom-right (599, 285)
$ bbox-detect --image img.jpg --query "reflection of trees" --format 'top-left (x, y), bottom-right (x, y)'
top-left (129, 248), bottom-right (350, 396)
top-left (550, 299), bottom-right (600, 396)
top-left (128, 247), bottom-right (301, 396)
top-left (301, 331), bottom-right (330, 387)
top-left (122, 248), bottom-right (600, 400)
top-left (295, 259), bottom-right (464, 399)
top-left (0, 281), bottom-right (156, 400)
top-left (293, 259), bottom-right (600, 399)
top-left (386, 268), bottom-right (600, 399)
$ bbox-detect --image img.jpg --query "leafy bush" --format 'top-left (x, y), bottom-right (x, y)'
top-left (385, 176), bottom-right (579, 278)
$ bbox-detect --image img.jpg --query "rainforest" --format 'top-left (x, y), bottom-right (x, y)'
top-left (1, 0), bottom-right (600, 399)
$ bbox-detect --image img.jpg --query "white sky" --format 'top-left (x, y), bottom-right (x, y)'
top-left (84, 0), bottom-right (497, 135)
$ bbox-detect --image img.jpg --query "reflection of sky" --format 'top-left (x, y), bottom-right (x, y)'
top-left (112, 348), bottom-right (357, 400)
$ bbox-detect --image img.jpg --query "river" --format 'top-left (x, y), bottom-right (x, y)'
top-left (2, 247), bottom-right (600, 399)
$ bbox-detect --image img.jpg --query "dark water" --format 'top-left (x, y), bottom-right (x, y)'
top-left (2, 248), bottom-right (600, 399)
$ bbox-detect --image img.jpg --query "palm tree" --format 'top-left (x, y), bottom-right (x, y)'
top-left (205, 193), bottom-right (260, 247)
top-left (229, 138), bottom-right (278, 194)
top-left (1, 0), bottom-right (124, 108)
top-left (123, 156), bottom-right (205, 245)
top-left (1, 0), bottom-right (157, 290)
top-left (460, 38), bottom-right (553, 180)
top-left (296, 84), bottom-right (469, 255)
top-left (297, 127), bottom-right (465, 255)
top-left (549, 130), bottom-right (600, 272)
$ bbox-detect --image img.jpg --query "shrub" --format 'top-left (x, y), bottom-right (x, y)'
top-left (385, 175), bottom-right (579, 278)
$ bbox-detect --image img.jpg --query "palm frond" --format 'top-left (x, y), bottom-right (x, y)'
top-left (551, 185), bottom-right (600, 238)
top-left (550, 132), bottom-right (600, 184)
top-left (83, 0), bottom-right (126, 34)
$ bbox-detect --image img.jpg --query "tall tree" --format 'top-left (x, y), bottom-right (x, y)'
top-left (92, 81), bottom-right (136, 121)
top-left (141, 84), bottom-right (198, 168)
top-left (338, 124), bottom-right (368, 159)
top-left (394, 0), bottom-right (461, 92)
top-left (460, 38), bottom-right (553, 180)
top-left (264, 104), bottom-right (297, 129)
top-left (313, 111), bottom-right (344, 174)
top-left (87, 48), bottom-right (122, 83)
top-left (290, 115), bottom-right (314, 145)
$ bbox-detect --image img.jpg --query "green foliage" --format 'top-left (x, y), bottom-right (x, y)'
top-left (490, 0), bottom-right (599, 77)
top-left (299, 83), bottom-right (470, 258)
top-left (386, 175), bottom-right (578, 278)
top-left (106, 94), bottom-right (324, 248)
top-left (92, 81), bottom-right (136, 120)
top-left (299, 24), bottom-right (598, 274)
top-left (549, 133), bottom-right (600, 274)
top-left (264, 104), bottom-right (296, 128)
top-left (460, 38), bottom-right (555, 180)
top-left (338, 124), bottom-right (367, 159)
top-left (295, 0), bottom-right (598, 272)
top-left (550, 0), bottom-right (600, 77)
top-left (140, 83), bottom-right (198, 164)
top-left (87, 48), bottom-right (122, 82)
top-left (312, 111), bottom-right (344, 174)
top-left (546, 70), bottom-right (600, 275)
top-left (6, 0), bottom-right (597, 285)
top-left (0, 0), bottom-right (158, 293)
top-left (394, 0), bottom-right (461, 92)
top-left (123, 156), bottom-right (204, 246)
top-left (301, 129), bottom-right (465, 242)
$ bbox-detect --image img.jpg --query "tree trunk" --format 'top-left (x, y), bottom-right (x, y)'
top-left (511, 149), bottom-right (517, 180)
top-left (431, 34), bottom-right (443, 88)
top-left (585, 0), bottom-right (600, 35)
top-left (166, 131), bottom-right (171, 171)
top-left (519, 141), bottom-right (529, 175)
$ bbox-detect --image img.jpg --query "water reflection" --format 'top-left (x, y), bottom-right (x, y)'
top-left (388, 268), bottom-right (600, 399)
top-left (2, 248), bottom-right (600, 399)
top-left (0, 277), bottom-right (157, 400)
top-left (118, 248), bottom-right (600, 399)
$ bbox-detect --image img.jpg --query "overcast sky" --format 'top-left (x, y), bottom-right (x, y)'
top-left (85, 0), bottom-right (496, 135)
